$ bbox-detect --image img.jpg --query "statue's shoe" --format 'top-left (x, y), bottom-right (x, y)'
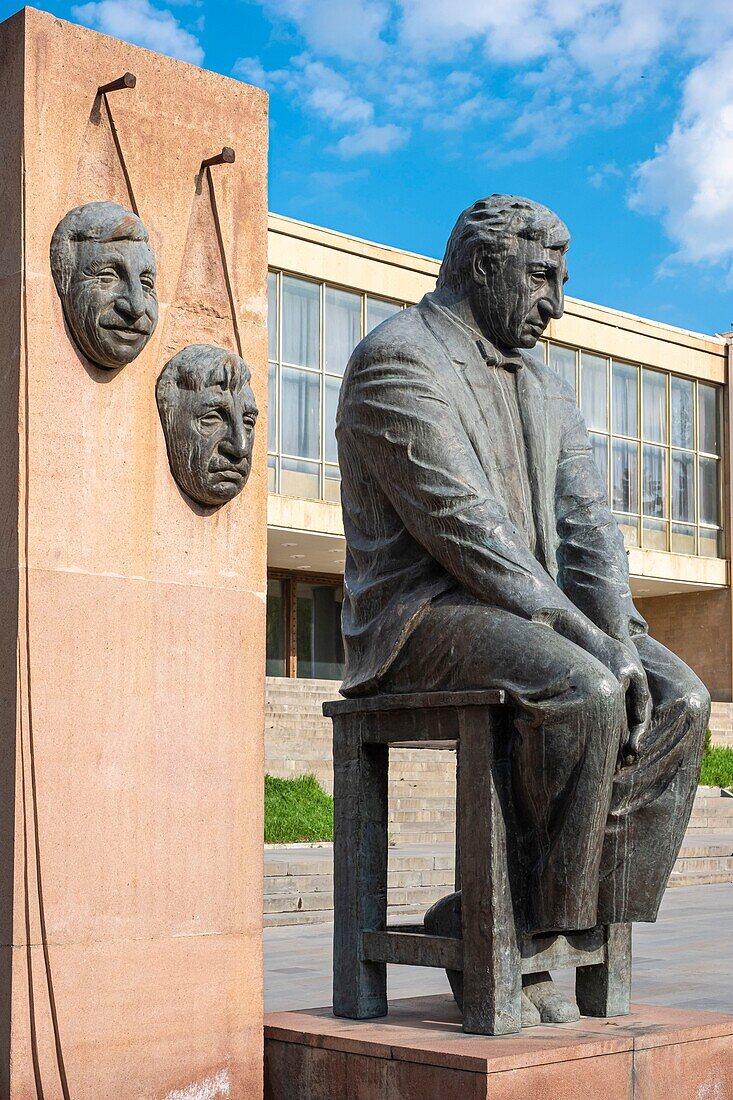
top-left (423, 891), bottom-right (464, 1010)
top-left (423, 892), bottom-right (541, 1028)
top-left (520, 992), bottom-right (542, 1027)
top-left (522, 974), bottom-right (581, 1023)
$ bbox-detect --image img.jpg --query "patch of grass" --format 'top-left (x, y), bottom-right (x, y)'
top-left (264, 773), bottom-right (334, 844)
top-left (699, 743), bottom-right (733, 789)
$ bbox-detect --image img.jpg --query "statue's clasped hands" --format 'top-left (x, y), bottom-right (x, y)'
top-left (532, 605), bottom-right (652, 767)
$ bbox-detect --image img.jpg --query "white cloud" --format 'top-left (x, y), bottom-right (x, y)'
top-left (255, 0), bottom-right (389, 63)
top-left (72, 0), bottom-right (204, 64)
top-left (300, 60), bottom-right (374, 126)
top-left (336, 123), bottom-right (409, 157)
top-left (242, 0), bottom-right (733, 268)
top-left (232, 56), bottom-right (272, 87)
top-left (233, 54), bottom-right (375, 129)
top-left (631, 40), bottom-right (733, 268)
top-left (587, 162), bottom-right (623, 189)
top-left (234, 53), bottom-right (407, 157)
top-left (424, 93), bottom-right (498, 132)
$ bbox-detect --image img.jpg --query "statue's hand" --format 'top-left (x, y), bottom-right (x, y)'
top-left (599, 640), bottom-right (651, 766)
top-left (533, 607), bottom-right (651, 763)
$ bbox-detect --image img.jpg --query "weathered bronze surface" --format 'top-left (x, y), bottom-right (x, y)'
top-left (156, 344), bottom-right (257, 507)
top-left (333, 194), bottom-right (709, 1027)
top-left (51, 201), bottom-right (158, 370)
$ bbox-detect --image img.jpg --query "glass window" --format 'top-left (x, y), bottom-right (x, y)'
top-left (267, 271), bottom-right (278, 362)
top-left (282, 367), bottom-right (320, 459)
top-left (642, 370), bottom-right (667, 443)
top-left (281, 457), bottom-right (320, 499)
top-left (324, 465), bottom-right (341, 503)
top-left (699, 528), bottom-right (722, 558)
top-left (614, 514), bottom-right (639, 547)
top-left (282, 276), bottom-right (320, 369)
top-left (367, 297), bottom-right (400, 333)
top-left (325, 376), bottom-right (340, 465)
top-left (612, 439), bottom-right (638, 513)
top-left (268, 362), bottom-right (277, 453)
top-left (643, 445), bottom-right (667, 518)
top-left (548, 343), bottom-right (576, 396)
top-left (325, 287), bottom-right (361, 376)
top-left (296, 582), bottom-right (345, 679)
top-left (612, 361), bottom-right (638, 438)
top-left (699, 456), bottom-right (720, 526)
top-left (671, 377), bottom-right (694, 449)
top-left (266, 578), bottom-right (286, 676)
top-left (671, 450), bottom-right (695, 523)
top-left (269, 270), bottom-right (724, 559)
top-left (699, 384), bottom-right (720, 455)
top-left (643, 518), bottom-right (668, 551)
top-left (581, 353), bottom-right (608, 431)
top-left (589, 433), bottom-right (608, 490)
top-left (672, 523), bottom-right (696, 555)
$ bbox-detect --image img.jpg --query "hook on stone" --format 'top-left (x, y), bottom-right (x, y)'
top-left (98, 72), bottom-right (137, 95)
top-left (201, 147), bottom-right (236, 170)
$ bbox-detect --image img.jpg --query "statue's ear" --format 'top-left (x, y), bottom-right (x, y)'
top-left (471, 245), bottom-right (491, 287)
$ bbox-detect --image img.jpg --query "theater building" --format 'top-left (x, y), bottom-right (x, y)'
top-left (264, 212), bottom-right (733, 786)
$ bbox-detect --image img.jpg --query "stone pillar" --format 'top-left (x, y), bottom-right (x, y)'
top-left (0, 9), bottom-right (268, 1097)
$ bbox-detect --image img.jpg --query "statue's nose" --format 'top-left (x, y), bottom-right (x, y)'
top-left (116, 281), bottom-right (146, 320)
top-left (541, 285), bottom-right (564, 322)
top-left (221, 418), bottom-right (249, 460)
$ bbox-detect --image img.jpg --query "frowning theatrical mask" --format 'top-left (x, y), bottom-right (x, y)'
top-left (156, 345), bottom-right (258, 507)
top-left (50, 201), bottom-right (158, 370)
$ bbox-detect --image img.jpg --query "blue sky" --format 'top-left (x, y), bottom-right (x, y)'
top-left (6, 0), bottom-right (733, 335)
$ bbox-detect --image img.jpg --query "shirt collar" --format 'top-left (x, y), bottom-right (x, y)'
top-left (428, 299), bottom-right (524, 373)
top-left (475, 338), bottom-right (525, 373)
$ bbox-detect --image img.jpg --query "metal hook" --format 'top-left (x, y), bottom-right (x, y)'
top-left (98, 72), bottom-right (137, 94)
top-left (201, 147), bottom-right (236, 169)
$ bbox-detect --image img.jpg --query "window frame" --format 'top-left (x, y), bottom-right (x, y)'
top-left (267, 268), bottom-right (404, 501)
top-left (542, 338), bottom-right (724, 559)
top-left (266, 568), bottom-right (346, 679)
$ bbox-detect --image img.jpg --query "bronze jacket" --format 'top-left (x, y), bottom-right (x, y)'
top-left (336, 291), bottom-right (647, 695)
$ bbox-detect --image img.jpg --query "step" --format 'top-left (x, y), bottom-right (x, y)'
top-left (695, 786), bottom-right (733, 800)
top-left (667, 871), bottom-right (733, 887)
top-left (263, 836), bottom-right (733, 927)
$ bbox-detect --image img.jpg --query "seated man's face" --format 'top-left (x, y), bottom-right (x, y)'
top-left (473, 227), bottom-right (568, 350)
top-left (163, 367), bottom-right (257, 507)
top-left (66, 237), bottom-right (158, 369)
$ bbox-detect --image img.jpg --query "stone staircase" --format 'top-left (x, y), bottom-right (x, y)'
top-left (710, 702), bottom-right (733, 748)
top-left (266, 679), bottom-right (733, 847)
top-left (688, 785), bottom-right (733, 833)
top-left (265, 822), bottom-right (733, 928)
top-left (266, 676), bottom-right (457, 845)
top-left (264, 750), bottom-right (733, 927)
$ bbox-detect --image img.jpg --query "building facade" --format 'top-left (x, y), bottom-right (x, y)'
top-left (264, 212), bottom-right (733, 754)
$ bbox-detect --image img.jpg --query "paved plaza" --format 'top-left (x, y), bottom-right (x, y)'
top-left (265, 882), bottom-right (733, 1015)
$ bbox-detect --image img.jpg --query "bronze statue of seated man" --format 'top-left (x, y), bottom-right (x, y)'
top-left (335, 195), bottom-right (709, 1026)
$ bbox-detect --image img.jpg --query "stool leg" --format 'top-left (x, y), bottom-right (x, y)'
top-left (454, 746), bottom-right (461, 893)
top-left (333, 714), bottom-right (388, 1019)
top-left (576, 923), bottom-right (632, 1017)
top-left (458, 706), bottom-right (521, 1035)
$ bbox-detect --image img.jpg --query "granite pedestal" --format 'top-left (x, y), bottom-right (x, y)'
top-left (265, 995), bottom-right (733, 1099)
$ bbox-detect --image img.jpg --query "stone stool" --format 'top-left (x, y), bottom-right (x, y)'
top-left (323, 690), bottom-right (631, 1036)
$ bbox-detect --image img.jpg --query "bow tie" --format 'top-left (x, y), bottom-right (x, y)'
top-left (476, 338), bottom-right (524, 373)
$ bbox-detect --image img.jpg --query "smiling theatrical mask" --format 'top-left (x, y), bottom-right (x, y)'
top-left (156, 345), bottom-right (258, 507)
top-left (51, 201), bottom-right (158, 370)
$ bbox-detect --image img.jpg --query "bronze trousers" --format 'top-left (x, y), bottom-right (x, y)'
top-left (383, 593), bottom-right (710, 933)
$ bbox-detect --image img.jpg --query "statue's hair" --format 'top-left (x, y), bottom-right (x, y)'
top-left (437, 194), bottom-right (569, 292)
top-left (156, 344), bottom-right (257, 411)
top-left (50, 201), bottom-right (151, 295)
